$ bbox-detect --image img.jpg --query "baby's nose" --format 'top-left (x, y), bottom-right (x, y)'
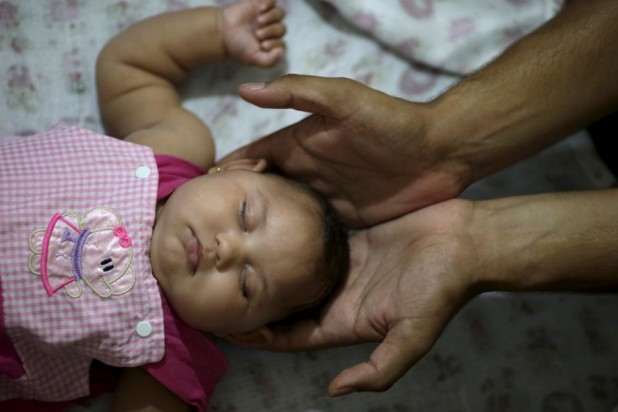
top-left (215, 232), bottom-right (243, 271)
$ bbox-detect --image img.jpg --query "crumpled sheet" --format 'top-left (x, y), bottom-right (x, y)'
top-left (325, 0), bottom-right (564, 74)
top-left (1, 1), bottom-right (616, 411)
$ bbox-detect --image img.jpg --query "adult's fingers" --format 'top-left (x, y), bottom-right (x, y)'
top-left (219, 129), bottom-right (277, 163)
top-left (260, 318), bottom-right (353, 352)
top-left (238, 74), bottom-right (365, 118)
top-left (219, 115), bottom-right (315, 164)
top-left (225, 75), bottom-right (371, 164)
top-left (327, 320), bottom-right (431, 397)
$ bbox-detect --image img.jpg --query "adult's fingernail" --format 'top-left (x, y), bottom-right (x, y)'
top-left (242, 82), bottom-right (266, 91)
top-left (329, 387), bottom-right (356, 398)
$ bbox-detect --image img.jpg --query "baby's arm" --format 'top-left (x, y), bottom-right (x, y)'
top-left (96, 1), bottom-right (285, 170)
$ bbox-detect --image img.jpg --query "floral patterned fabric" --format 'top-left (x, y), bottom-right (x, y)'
top-left (1, 1), bottom-right (617, 411)
top-left (326, 0), bottom-right (564, 74)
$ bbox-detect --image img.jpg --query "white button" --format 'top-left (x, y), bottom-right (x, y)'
top-left (135, 165), bottom-right (151, 179)
top-left (136, 321), bottom-right (153, 337)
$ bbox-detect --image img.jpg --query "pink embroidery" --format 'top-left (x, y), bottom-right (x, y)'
top-left (114, 226), bottom-right (132, 248)
top-left (40, 213), bottom-right (78, 296)
top-left (31, 208), bottom-right (138, 299)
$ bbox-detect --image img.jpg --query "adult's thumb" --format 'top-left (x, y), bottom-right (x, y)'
top-left (327, 322), bottom-right (430, 396)
top-left (238, 74), bottom-right (363, 118)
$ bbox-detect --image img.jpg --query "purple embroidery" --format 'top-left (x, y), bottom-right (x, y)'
top-left (61, 227), bottom-right (90, 281)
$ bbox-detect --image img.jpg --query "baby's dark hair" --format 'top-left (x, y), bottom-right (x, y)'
top-left (271, 175), bottom-right (350, 324)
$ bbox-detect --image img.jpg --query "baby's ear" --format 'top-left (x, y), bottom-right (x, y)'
top-left (211, 158), bottom-right (267, 174)
top-left (224, 326), bottom-right (273, 346)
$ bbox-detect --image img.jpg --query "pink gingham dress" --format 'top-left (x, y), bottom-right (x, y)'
top-left (0, 126), bottom-right (226, 409)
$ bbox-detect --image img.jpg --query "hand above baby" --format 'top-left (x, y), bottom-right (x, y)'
top-left (223, 75), bottom-right (466, 228)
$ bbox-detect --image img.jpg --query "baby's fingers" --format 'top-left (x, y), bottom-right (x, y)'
top-left (257, 5), bottom-right (285, 26)
top-left (254, 0), bottom-right (276, 13)
top-left (256, 23), bottom-right (286, 41)
top-left (253, 47), bottom-right (283, 67)
top-left (261, 39), bottom-right (284, 52)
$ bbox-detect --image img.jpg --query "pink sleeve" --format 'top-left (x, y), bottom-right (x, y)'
top-left (155, 154), bottom-right (206, 201)
top-left (143, 292), bottom-right (228, 411)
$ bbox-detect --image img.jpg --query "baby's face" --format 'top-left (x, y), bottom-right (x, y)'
top-left (150, 170), bottom-right (324, 336)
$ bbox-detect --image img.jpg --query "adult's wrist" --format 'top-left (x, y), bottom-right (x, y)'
top-left (423, 88), bottom-right (499, 188)
top-left (468, 195), bottom-right (552, 293)
top-left (469, 190), bottom-right (618, 294)
top-left (425, 69), bottom-right (548, 188)
top-left (425, 0), bottom-right (618, 189)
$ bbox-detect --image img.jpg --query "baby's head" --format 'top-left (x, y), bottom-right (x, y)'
top-left (150, 159), bottom-right (349, 343)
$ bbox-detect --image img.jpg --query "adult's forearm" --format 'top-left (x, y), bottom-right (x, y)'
top-left (429, 0), bottom-right (618, 185)
top-left (472, 189), bottom-right (618, 293)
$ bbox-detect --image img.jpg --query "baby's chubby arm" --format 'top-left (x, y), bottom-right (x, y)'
top-left (97, 1), bottom-right (285, 170)
top-left (96, 7), bottom-right (224, 170)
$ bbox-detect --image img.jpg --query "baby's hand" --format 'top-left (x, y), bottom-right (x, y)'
top-left (221, 0), bottom-right (286, 67)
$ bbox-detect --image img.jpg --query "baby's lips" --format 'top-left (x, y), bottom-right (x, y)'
top-left (187, 232), bottom-right (201, 272)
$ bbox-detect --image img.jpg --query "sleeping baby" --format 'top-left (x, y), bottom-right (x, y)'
top-left (0, 1), bottom-right (349, 410)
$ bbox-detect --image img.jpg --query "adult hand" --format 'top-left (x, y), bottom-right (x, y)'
top-left (223, 0), bottom-right (618, 229)
top-left (260, 199), bottom-right (478, 396)
top-left (252, 189), bottom-right (618, 396)
top-left (223, 75), bottom-right (469, 228)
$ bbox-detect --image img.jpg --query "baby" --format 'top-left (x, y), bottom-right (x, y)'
top-left (0, 1), bottom-right (349, 411)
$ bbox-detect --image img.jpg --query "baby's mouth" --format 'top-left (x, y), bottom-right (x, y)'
top-left (187, 231), bottom-right (201, 273)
